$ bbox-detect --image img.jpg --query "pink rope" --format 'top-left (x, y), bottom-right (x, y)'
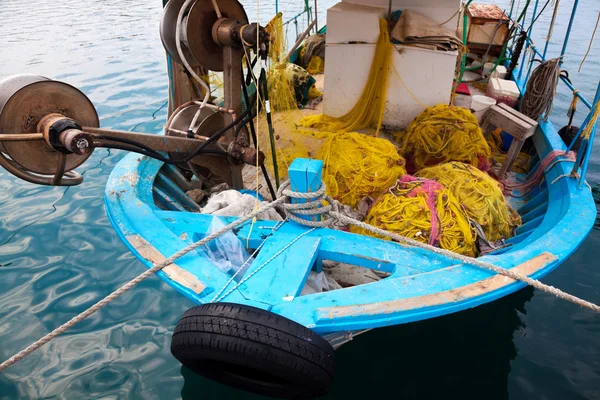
top-left (501, 150), bottom-right (576, 194)
top-left (397, 175), bottom-right (443, 246)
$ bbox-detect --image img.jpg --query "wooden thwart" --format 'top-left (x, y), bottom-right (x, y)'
top-left (317, 252), bottom-right (556, 320)
top-left (127, 235), bottom-right (207, 294)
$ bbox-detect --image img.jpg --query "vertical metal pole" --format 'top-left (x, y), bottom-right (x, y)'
top-left (559, 0), bottom-right (580, 66)
top-left (578, 124), bottom-right (597, 189)
top-left (304, 0), bottom-right (311, 31)
top-left (507, 0), bottom-right (516, 50)
top-left (314, 0), bottom-right (319, 33)
top-left (518, 0), bottom-right (539, 80)
top-left (275, 0), bottom-right (278, 14)
top-left (576, 82), bottom-right (600, 188)
top-left (223, 46), bottom-right (244, 189)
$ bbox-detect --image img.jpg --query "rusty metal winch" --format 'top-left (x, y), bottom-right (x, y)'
top-left (0, 0), bottom-right (270, 189)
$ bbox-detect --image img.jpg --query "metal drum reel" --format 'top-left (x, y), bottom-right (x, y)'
top-left (160, 0), bottom-right (269, 188)
top-left (0, 74), bottom-right (99, 186)
top-left (160, 0), bottom-right (249, 71)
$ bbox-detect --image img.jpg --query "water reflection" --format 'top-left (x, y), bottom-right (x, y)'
top-left (180, 287), bottom-right (534, 400)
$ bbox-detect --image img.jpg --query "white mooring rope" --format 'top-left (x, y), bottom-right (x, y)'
top-left (0, 197), bottom-right (285, 372)
top-left (1, 181), bottom-right (598, 372)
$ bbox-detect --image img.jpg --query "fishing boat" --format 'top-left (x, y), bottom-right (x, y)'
top-left (0, 0), bottom-right (599, 398)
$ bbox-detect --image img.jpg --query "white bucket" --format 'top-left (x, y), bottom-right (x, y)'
top-left (470, 95), bottom-right (496, 123)
top-left (483, 62), bottom-right (495, 77)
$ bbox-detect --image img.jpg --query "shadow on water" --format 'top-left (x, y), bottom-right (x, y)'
top-left (179, 287), bottom-right (535, 400)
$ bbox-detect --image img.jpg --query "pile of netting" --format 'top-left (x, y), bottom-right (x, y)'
top-left (317, 131), bottom-right (406, 208)
top-left (254, 14), bottom-right (520, 257)
top-left (351, 175), bottom-right (477, 256)
top-left (297, 34), bottom-right (326, 75)
top-left (264, 13), bottom-right (317, 112)
top-left (397, 105), bottom-right (491, 173)
top-left (416, 162), bottom-right (521, 242)
top-left (268, 63), bottom-right (315, 111)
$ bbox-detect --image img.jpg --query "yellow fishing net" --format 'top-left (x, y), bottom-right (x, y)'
top-left (488, 128), bottom-right (532, 174)
top-left (259, 17), bottom-right (397, 188)
top-left (487, 127), bottom-right (503, 154)
top-left (265, 13), bottom-right (285, 64)
top-left (397, 105), bottom-right (491, 172)
top-left (299, 18), bottom-right (393, 136)
top-left (306, 56), bottom-right (325, 75)
top-left (299, 47), bottom-right (325, 74)
top-left (416, 162), bottom-right (521, 242)
top-left (317, 131), bottom-right (406, 208)
top-left (351, 176), bottom-right (477, 256)
top-left (267, 63), bottom-right (308, 112)
top-left (494, 152), bottom-right (531, 174)
top-left (308, 85), bottom-right (322, 99)
top-left (256, 14), bottom-right (518, 258)
top-left (263, 13), bottom-right (300, 113)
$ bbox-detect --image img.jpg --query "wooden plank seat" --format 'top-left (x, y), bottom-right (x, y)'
top-left (481, 103), bottom-right (538, 178)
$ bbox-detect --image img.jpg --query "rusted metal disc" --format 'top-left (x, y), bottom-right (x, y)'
top-left (160, 0), bottom-right (201, 66)
top-left (186, 0), bottom-right (248, 71)
top-left (0, 75), bottom-right (99, 175)
top-left (166, 103), bottom-right (236, 184)
top-left (166, 104), bottom-right (215, 162)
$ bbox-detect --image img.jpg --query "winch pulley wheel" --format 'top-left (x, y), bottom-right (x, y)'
top-left (0, 74), bottom-right (99, 186)
top-left (0, 75), bottom-right (265, 186)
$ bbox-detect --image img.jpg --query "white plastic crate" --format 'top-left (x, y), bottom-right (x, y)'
top-left (326, 2), bottom-right (387, 44)
top-left (486, 78), bottom-right (520, 108)
top-left (323, 43), bottom-right (457, 129)
top-left (340, 0), bottom-right (462, 29)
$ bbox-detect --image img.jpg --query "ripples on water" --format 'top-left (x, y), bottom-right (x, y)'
top-left (0, 0), bottom-right (599, 399)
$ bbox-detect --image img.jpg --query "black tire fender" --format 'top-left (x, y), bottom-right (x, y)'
top-left (171, 302), bottom-right (335, 399)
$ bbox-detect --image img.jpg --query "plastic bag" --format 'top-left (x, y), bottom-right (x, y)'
top-left (199, 216), bottom-right (253, 281)
top-left (300, 271), bottom-right (332, 296)
top-left (201, 190), bottom-right (282, 221)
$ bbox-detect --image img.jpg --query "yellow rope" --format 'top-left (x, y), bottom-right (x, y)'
top-left (582, 99), bottom-right (600, 140)
top-left (568, 89), bottom-right (580, 119)
top-left (390, 55), bottom-right (427, 109)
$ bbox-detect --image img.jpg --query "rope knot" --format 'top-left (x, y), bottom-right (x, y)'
top-left (277, 180), bottom-right (338, 228)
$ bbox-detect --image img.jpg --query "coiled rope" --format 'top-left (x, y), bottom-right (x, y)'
top-left (521, 57), bottom-right (561, 121)
top-left (1, 180), bottom-right (599, 372)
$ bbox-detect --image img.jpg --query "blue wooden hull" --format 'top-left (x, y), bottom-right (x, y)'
top-left (104, 119), bottom-right (596, 335)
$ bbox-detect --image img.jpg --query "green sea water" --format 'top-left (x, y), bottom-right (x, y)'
top-left (0, 0), bottom-right (599, 398)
